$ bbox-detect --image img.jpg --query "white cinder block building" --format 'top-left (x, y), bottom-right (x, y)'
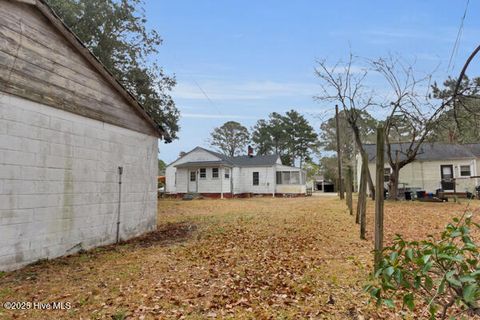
top-left (165, 147), bottom-right (307, 198)
top-left (0, 0), bottom-right (163, 270)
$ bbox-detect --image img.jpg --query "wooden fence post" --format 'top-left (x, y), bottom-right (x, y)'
top-left (335, 105), bottom-right (344, 200)
top-left (359, 154), bottom-right (368, 239)
top-left (374, 126), bottom-right (385, 271)
top-left (346, 166), bottom-right (353, 215)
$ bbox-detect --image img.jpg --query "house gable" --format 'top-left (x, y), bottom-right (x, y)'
top-left (0, 0), bottom-right (160, 137)
top-left (168, 147), bottom-right (224, 167)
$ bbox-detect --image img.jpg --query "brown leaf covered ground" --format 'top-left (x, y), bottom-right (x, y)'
top-left (0, 196), bottom-right (479, 319)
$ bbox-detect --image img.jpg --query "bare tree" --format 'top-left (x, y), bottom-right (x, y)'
top-left (371, 57), bottom-right (452, 200)
top-left (315, 54), bottom-right (376, 198)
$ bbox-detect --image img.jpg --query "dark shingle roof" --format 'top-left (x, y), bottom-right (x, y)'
top-left (228, 154), bottom-right (280, 166)
top-left (364, 143), bottom-right (480, 162)
top-left (169, 147), bottom-right (282, 168)
top-left (202, 148), bottom-right (280, 167)
top-left (175, 161), bottom-right (231, 168)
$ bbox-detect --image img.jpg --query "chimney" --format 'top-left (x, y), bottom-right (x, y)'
top-left (247, 145), bottom-right (254, 157)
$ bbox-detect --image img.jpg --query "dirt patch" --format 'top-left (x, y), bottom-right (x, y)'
top-left (126, 222), bottom-right (198, 248)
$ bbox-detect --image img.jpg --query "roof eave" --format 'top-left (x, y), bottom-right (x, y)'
top-left (31, 0), bottom-right (167, 139)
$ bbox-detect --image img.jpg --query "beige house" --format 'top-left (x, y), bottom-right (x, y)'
top-left (357, 143), bottom-right (480, 195)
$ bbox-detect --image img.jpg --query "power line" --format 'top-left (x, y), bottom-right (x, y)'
top-left (192, 79), bottom-right (223, 116)
top-left (447, 0), bottom-right (470, 73)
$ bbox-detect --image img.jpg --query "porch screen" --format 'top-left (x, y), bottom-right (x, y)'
top-left (276, 171), bottom-right (301, 185)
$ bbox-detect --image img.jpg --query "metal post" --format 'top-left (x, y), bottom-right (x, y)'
top-left (116, 166), bottom-right (123, 244)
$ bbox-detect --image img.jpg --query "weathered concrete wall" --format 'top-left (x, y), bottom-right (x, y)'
top-left (0, 92), bottom-right (158, 271)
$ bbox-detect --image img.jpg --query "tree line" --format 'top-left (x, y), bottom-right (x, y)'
top-left (209, 110), bottom-right (319, 167)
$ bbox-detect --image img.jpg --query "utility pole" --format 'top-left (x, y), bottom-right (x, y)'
top-left (374, 126), bottom-right (385, 271)
top-left (335, 105), bottom-right (344, 199)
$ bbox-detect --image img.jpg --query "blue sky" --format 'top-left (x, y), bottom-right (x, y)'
top-left (144, 1), bottom-right (480, 163)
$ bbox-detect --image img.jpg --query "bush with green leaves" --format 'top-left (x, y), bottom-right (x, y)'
top-left (365, 210), bottom-right (480, 319)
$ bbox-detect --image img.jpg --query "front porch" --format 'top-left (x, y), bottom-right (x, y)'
top-left (175, 161), bottom-right (233, 198)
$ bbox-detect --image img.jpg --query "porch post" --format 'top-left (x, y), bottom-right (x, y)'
top-left (220, 167), bottom-right (224, 199)
top-left (272, 168), bottom-right (276, 197)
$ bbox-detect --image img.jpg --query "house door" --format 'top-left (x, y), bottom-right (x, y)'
top-left (440, 165), bottom-right (455, 191)
top-left (188, 170), bottom-right (197, 193)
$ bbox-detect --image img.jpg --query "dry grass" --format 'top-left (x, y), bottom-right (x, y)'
top-left (0, 197), bottom-right (478, 319)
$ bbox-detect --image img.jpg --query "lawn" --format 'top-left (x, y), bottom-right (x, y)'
top-left (0, 197), bottom-right (478, 319)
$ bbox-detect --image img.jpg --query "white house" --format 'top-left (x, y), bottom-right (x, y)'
top-left (166, 147), bottom-right (307, 198)
top-left (357, 143), bottom-right (480, 194)
top-left (0, 0), bottom-right (162, 270)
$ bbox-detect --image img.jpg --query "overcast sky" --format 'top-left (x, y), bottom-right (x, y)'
top-left (144, 1), bottom-right (480, 163)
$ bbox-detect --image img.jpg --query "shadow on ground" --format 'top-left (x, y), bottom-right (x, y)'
top-left (0, 222), bottom-right (198, 282)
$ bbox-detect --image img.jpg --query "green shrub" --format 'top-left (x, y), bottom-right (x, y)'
top-left (365, 210), bottom-right (480, 319)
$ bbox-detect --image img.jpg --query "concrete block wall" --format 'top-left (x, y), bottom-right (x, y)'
top-left (0, 92), bottom-right (158, 271)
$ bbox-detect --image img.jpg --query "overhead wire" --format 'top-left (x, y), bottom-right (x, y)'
top-left (447, 0), bottom-right (470, 73)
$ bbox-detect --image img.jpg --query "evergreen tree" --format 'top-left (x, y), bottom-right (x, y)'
top-left (252, 110), bottom-right (318, 166)
top-left (47, 0), bottom-right (179, 141)
top-left (209, 121), bottom-right (250, 156)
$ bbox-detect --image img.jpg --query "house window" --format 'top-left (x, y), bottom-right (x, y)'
top-left (291, 172), bottom-right (300, 184)
top-left (384, 168), bottom-right (391, 182)
top-left (253, 172), bottom-right (259, 186)
top-left (212, 168), bottom-right (219, 179)
top-left (276, 171), bottom-right (282, 184)
top-left (224, 168), bottom-right (230, 179)
top-left (460, 165), bottom-right (471, 177)
top-left (190, 171), bottom-right (196, 181)
top-left (199, 168), bottom-right (206, 179)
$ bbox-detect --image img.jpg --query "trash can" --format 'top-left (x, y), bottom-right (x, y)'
top-left (416, 190), bottom-right (426, 199)
top-left (405, 191), bottom-right (412, 200)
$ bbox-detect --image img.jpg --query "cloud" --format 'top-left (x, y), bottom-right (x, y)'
top-left (173, 80), bottom-right (319, 101)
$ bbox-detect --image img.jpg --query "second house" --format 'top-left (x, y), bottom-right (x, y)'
top-left (165, 147), bottom-right (306, 197)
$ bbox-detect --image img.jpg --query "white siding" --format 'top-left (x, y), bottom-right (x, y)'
top-left (276, 184), bottom-right (306, 194)
top-left (165, 148), bottom-right (222, 194)
top-left (0, 93), bottom-right (158, 271)
top-left (170, 148), bottom-right (221, 166)
top-left (196, 167), bottom-right (231, 194)
top-left (366, 158), bottom-right (479, 193)
top-left (234, 166), bottom-right (276, 195)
